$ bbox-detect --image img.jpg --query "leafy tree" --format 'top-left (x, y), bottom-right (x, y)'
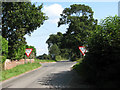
top-left (60, 48), bottom-right (71, 59)
top-left (46, 32), bottom-right (63, 49)
top-left (0, 36), bottom-right (8, 63)
top-left (79, 15), bottom-right (120, 87)
top-left (42, 53), bottom-right (48, 60)
top-left (49, 44), bottom-right (60, 60)
top-left (14, 43), bottom-right (26, 60)
top-left (37, 54), bottom-right (52, 60)
top-left (49, 44), bottom-right (60, 55)
top-left (58, 4), bottom-right (97, 58)
top-left (46, 32), bottom-right (71, 60)
top-left (2, 2), bottom-right (48, 60)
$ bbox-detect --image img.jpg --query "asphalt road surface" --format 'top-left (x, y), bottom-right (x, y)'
top-left (1, 60), bottom-right (93, 89)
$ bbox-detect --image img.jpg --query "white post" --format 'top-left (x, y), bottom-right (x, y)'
top-left (118, 1), bottom-right (120, 17)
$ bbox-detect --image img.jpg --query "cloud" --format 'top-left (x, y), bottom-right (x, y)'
top-left (43, 4), bottom-right (64, 24)
top-left (36, 44), bottom-right (48, 56)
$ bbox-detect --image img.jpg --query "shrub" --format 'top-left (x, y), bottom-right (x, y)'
top-left (0, 36), bottom-right (8, 63)
top-left (55, 55), bottom-right (61, 61)
top-left (75, 16), bottom-right (120, 88)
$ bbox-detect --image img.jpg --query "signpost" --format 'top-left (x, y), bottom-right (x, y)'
top-left (25, 48), bottom-right (33, 57)
top-left (78, 46), bottom-right (87, 56)
top-left (25, 48), bottom-right (33, 63)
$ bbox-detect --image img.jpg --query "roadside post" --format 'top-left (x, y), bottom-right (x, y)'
top-left (30, 53), bottom-right (31, 63)
top-left (79, 51), bottom-right (82, 58)
top-left (24, 53), bottom-right (26, 64)
top-left (25, 48), bottom-right (33, 63)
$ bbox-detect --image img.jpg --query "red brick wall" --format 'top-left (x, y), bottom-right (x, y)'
top-left (4, 59), bottom-right (34, 70)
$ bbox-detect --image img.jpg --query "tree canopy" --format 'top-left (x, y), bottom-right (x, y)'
top-left (2, 2), bottom-right (48, 38)
top-left (46, 32), bottom-right (71, 60)
top-left (49, 44), bottom-right (60, 56)
top-left (46, 32), bottom-right (63, 49)
top-left (58, 4), bottom-right (97, 59)
top-left (2, 2), bottom-right (48, 60)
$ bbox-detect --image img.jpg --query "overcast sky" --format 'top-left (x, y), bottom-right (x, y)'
top-left (25, 1), bottom-right (118, 56)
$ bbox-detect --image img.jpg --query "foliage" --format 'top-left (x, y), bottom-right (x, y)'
top-left (0, 36), bottom-right (8, 63)
top-left (42, 53), bottom-right (48, 60)
top-left (47, 54), bottom-right (52, 60)
top-left (37, 53), bottom-right (52, 60)
top-left (60, 49), bottom-right (71, 59)
top-left (46, 32), bottom-right (71, 60)
top-left (14, 44), bottom-right (26, 60)
top-left (55, 55), bottom-right (68, 61)
top-left (46, 32), bottom-right (63, 49)
top-left (2, 2), bottom-right (48, 60)
top-left (58, 4), bottom-right (97, 58)
top-left (55, 55), bottom-right (62, 61)
top-left (75, 15), bottom-right (120, 88)
top-left (26, 45), bottom-right (36, 58)
top-left (49, 44), bottom-right (60, 60)
top-left (2, 62), bottom-right (41, 81)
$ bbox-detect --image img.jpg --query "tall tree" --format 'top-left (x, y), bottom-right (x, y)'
top-left (58, 4), bottom-right (97, 57)
top-left (49, 44), bottom-right (60, 60)
top-left (46, 32), bottom-right (63, 49)
top-left (2, 2), bottom-right (48, 59)
top-left (46, 32), bottom-right (71, 59)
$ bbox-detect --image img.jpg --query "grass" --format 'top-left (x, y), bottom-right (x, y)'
top-left (72, 58), bottom-right (84, 75)
top-left (1, 62), bottom-right (41, 81)
top-left (72, 62), bottom-right (81, 72)
top-left (35, 59), bottom-right (56, 63)
top-left (55, 55), bottom-right (68, 61)
top-left (75, 58), bottom-right (83, 62)
top-left (39, 60), bottom-right (56, 62)
top-left (1, 59), bottom-right (56, 81)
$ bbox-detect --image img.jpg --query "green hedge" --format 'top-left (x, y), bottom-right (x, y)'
top-left (74, 16), bottom-right (120, 88)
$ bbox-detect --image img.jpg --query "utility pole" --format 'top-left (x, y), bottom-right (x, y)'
top-left (118, 1), bottom-right (120, 17)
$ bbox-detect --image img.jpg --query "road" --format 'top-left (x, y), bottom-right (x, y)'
top-left (1, 61), bottom-right (93, 89)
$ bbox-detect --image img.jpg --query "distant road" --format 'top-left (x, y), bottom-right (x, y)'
top-left (2, 60), bottom-right (93, 89)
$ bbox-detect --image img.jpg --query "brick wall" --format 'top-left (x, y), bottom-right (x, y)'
top-left (4, 59), bottom-right (34, 70)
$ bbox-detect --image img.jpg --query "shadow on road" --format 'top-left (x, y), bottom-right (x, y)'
top-left (37, 69), bottom-right (94, 89)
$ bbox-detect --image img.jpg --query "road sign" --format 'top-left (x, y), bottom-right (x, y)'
top-left (25, 48), bottom-right (33, 57)
top-left (78, 46), bottom-right (86, 56)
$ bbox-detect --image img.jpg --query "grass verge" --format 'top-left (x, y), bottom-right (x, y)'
top-left (72, 58), bottom-right (84, 75)
top-left (72, 62), bottom-right (81, 73)
top-left (2, 62), bottom-right (41, 81)
top-left (35, 59), bottom-right (56, 63)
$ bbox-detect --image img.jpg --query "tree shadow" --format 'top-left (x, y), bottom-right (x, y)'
top-left (37, 69), bottom-right (94, 89)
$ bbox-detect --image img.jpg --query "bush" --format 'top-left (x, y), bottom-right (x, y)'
top-left (0, 36), bottom-right (8, 63)
top-left (1, 56), bottom-right (6, 64)
top-left (55, 55), bottom-right (61, 61)
top-left (75, 16), bottom-right (120, 88)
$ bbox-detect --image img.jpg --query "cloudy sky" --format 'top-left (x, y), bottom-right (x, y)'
top-left (25, 1), bottom-right (118, 56)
